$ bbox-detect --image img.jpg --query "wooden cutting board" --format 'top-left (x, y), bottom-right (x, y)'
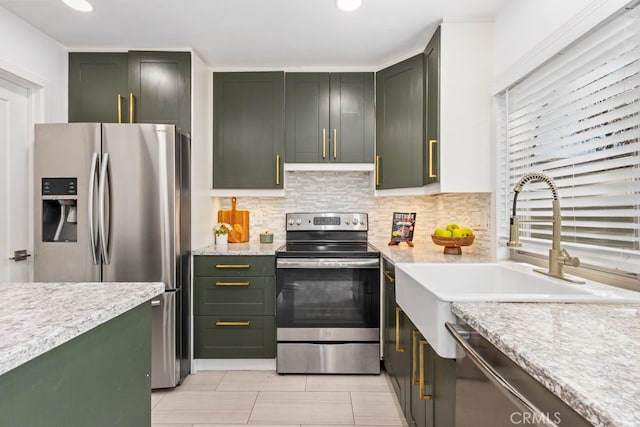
top-left (217, 197), bottom-right (249, 242)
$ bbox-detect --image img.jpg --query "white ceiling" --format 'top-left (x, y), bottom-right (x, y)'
top-left (0, 0), bottom-right (505, 69)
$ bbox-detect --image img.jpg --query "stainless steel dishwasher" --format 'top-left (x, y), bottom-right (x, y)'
top-left (446, 321), bottom-right (591, 427)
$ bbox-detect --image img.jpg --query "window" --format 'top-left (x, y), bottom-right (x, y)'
top-left (497, 3), bottom-right (640, 276)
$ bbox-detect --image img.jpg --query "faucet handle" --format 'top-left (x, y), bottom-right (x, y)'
top-left (561, 248), bottom-right (580, 267)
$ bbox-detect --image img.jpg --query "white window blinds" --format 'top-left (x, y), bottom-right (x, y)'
top-left (498, 3), bottom-right (640, 275)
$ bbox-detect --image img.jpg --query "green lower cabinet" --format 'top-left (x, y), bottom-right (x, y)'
top-left (383, 259), bottom-right (412, 416)
top-left (409, 328), bottom-right (456, 427)
top-left (0, 303), bottom-right (151, 427)
top-left (194, 315), bottom-right (275, 358)
top-left (194, 276), bottom-right (275, 316)
top-left (193, 255), bottom-right (276, 359)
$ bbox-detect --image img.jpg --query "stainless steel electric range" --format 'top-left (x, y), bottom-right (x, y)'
top-left (275, 212), bottom-right (381, 374)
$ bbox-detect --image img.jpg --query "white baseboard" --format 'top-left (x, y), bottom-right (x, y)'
top-left (192, 358), bottom-right (277, 372)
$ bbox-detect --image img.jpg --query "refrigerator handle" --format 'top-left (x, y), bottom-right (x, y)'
top-left (88, 152), bottom-right (99, 265)
top-left (98, 152), bottom-right (110, 265)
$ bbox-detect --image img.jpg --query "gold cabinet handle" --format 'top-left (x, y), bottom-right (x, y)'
top-left (117, 94), bottom-right (124, 124)
top-left (412, 329), bottom-right (433, 399)
top-left (419, 338), bottom-right (433, 400)
top-left (376, 155), bottom-right (381, 186)
top-left (322, 128), bottom-right (327, 159)
top-left (215, 282), bottom-right (250, 286)
top-left (276, 154), bottom-right (281, 185)
top-left (333, 128), bottom-right (337, 159)
top-left (129, 92), bottom-right (135, 123)
top-left (215, 264), bottom-right (250, 269)
top-left (383, 270), bottom-right (395, 284)
top-left (428, 139), bottom-right (438, 178)
top-left (215, 321), bottom-right (251, 326)
top-left (412, 329), bottom-right (421, 385)
top-left (395, 306), bottom-right (405, 353)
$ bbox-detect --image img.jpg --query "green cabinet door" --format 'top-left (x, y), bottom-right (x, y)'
top-left (285, 72), bottom-right (374, 163)
top-left (424, 27), bottom-right (441, 185)
top-left (128, 51), bottom-right (191, 132)
top-left (383, 259), bottom-right (411, 419)
top-left (69, 53), bottom-right (128, 123)
top-left (285, 73), bottom-right (330, 162)
top-left (330, 73), bottom-right (375, 163)
top-left (213, 72), bottom-right (285, 189)
top-left (375, 54), bottom-right (424, 189)
top-left (410, 328), bottom-right (456, 427)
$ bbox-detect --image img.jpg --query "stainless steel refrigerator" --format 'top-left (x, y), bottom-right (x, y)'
top-left (33, 123), bottom-right (190, 389)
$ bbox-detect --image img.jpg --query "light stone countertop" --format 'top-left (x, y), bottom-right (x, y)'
top-left (0, 281), bottom-right (164, 376)
top-left (193, 241), bottom-right (284, 256)
top-left (192, 239), bottom-right (494, 261)
top-left (452, 302), bottom-right (640, 427)
top-left (370, 239), bottom-right (494, 264)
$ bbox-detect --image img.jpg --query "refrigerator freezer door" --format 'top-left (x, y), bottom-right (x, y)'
top-left (33, 123), bottom-right (101, 282)
top-left (151, 290), bottom-right (180, 389)
top-left (101, 124), bottom-right (177, 289)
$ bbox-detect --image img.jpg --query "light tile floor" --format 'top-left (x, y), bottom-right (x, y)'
top-left (152, 370), bottom-right (408, 427)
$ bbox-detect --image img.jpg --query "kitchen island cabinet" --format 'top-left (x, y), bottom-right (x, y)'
top-left (212, 72), bottom-right (284, 190)
top-left (193, 254), bottom-right (276, 358)
top-left (285, 72), bottom-right (374, 163)
top-left (69, 51), bottom-right (191, 132)
top-left (0, 281), bottom-right (163, 427)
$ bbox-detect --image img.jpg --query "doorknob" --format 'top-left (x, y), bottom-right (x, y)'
top-left (9, 249), bottom-right (31, 262)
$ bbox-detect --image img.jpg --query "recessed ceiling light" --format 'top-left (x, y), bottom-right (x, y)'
top-left (336, 0), bottom-right (362, 12)
top-left (62, 0), bottom-right (93, 12)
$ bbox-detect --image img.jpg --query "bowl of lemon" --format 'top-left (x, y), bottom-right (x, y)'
top-left (431, 223), bottom-right (475, 255)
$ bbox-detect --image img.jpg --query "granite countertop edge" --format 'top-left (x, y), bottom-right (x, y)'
top-left (0, 281), bottom-right (164, 376)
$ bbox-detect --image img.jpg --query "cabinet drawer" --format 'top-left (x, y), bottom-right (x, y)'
top-left (194, 255), bottom-right (275, 277)
top-left (194, 315), bottom-right (275, 358)
top-left (194, 276), bottom-right (275, 316)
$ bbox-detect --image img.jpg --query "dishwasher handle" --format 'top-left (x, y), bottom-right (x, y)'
top-left (445, 322), bottom-right (560, 427)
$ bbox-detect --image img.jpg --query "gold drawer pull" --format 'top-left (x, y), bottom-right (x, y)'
top-left (215, 282), bottom-right (250, 286)
top-left (383, 270), bottom-right (395, 283)
top-left (395, 307), bottom-right (405, 353)
top-left (215, 321), bottom-right (251, 327)
top-left (215, 264), bottom-right (250, 269)
top-left (419, 338), bottom-right (433, 400)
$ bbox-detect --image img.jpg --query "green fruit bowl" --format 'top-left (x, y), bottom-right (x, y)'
top-left (431, 234), bottom-right (475, 255)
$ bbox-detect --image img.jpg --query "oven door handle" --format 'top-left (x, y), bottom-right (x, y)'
top-left (276, 258), bottom-right (380, 269)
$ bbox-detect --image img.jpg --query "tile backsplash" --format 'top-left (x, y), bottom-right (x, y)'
top-left (218, 171), bottom-right (493, 254)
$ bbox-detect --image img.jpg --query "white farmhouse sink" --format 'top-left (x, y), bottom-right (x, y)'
top-left (395, 262), bottom-right (640, 359)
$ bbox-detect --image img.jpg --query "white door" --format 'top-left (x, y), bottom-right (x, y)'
top-left (0, 76), bottom-right (31, 281)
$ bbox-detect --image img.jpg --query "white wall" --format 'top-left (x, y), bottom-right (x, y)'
top-left (190, 51), bottom-right (216, 249)
top-left (492, 0), bottom-right (631, 92)
top-left (0, 6), bottom-right (67, 122)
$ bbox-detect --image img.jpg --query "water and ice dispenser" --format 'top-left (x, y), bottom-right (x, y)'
top-left (41, 178), bottom-right (78, 242)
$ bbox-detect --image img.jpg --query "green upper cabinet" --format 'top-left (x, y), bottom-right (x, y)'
top-left (375, 54), bottom-right (424, 189)
top-left (213, 72), bottom-right (284, 189)
top-left (424, 27), bottom-right (440, 185)
top-left (285, 72), bottom-right (374, 163)
top-left (128, 51), bottom-right (191, 133)
top-left (68, 51), bottom-right (191, 132)
top-left (69, 53), bottom-right (128, 123)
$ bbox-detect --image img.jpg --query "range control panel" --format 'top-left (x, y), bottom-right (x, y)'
top-left (285, 212), bottom-right (368, 231)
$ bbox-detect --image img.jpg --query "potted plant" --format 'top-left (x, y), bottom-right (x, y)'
top-left (214, 222), bottom-right (233, 246)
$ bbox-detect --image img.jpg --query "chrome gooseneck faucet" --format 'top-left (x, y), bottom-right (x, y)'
top-left (507, 172), bottom-right (584, 283)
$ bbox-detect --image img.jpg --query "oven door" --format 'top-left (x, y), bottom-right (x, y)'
top-left (276, 257), bottom-right (380, 341)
